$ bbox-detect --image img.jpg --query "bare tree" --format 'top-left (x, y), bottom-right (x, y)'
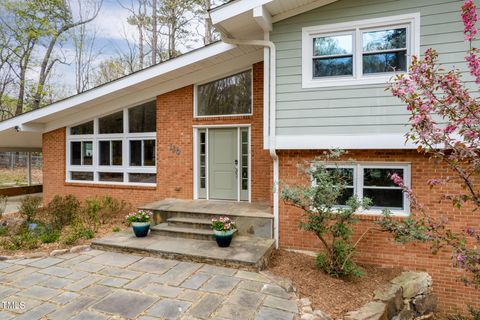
top-left (1, 0), bottom-right (102, 115)
top-left (151, 0), bottom-right (158, 64)
top-left (72, 0), bottom-right (103, 93)
top-left (31, 0), bottom-right (103, 110)
top-left (158, 0), bottom-right (197, 59)
top-left (119, 0), bottom-right (149, 69)
top-left (200, 0), bottom-right (213, 45)
top-left (0, 32), bottom-right (15, 120)
top-left (93, 57), bottom-right (130, 86)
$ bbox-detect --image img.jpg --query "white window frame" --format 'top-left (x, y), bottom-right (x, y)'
top-left (302, 13), bottom-right (420, 88)
top-left (66, 105), bottom-right (157, 187)
top-left (193, 68), bottom-right (253, 118)
top-left (323, 163), bottom-right (411, 216)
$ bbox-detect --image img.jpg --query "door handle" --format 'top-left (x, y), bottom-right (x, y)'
top-left (234, 160), bottom-right (238, 177)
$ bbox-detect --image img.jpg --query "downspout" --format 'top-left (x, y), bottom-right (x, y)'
top-left (219, 34), bottom-right (280, 249)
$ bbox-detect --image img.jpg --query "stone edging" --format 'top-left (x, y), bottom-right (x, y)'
top-left (345, 272), bottom-right (437, 320)
top-left (0, 244), bottom-right (91, 261)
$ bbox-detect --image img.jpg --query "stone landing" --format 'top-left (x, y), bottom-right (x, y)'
top-left (92, 232), bottom-right (275, 271)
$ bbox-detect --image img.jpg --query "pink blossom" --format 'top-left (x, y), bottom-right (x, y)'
top-left (390, 173), bottom-right (404, 186)
top-left (427, 179), bottom-right (443, 186)
top-left (462, 0), bottom-right (478, 41)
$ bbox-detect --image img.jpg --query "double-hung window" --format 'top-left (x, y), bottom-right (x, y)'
top-left (324, 163), bottom-right (411, 216)
top-left (67, 101), bottom-right (157, 186)
top-left (302, 13), bottom-right (420, 88)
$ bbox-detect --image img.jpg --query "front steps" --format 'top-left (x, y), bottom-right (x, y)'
top-left (93, 199), bottom-right (276, 270)
top-left (140, 198), bottom-right (274, 240)
top-left (92, 232), bottom-right (275, 270)
top-left (151, 223), bottom-right (215, 240)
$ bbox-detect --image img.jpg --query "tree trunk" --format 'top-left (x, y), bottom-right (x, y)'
top-left (152, 0), bottom-right (157, 65)
top-left (204, 0), bottom-right (212, 45)
top-left (32, 33), bottom-right (61, 110)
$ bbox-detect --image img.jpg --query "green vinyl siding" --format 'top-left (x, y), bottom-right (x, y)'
top-left (272, 0), bottom-right (479, 136)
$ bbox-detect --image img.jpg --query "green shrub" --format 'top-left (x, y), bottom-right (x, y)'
top-left (0, 225), bottom-right (8, 236)
top-left (62, 223), bottom-right (95, 245)
top-left (38, 228), bottom-right (61, 244)
top-left (280, 150), bottom-right (370, 279)
top-left (83, 198), bottom-right (102, 231)
top-left (83, 196), bottom-right (130, 226)
top-left (45, 195), bottom-right (81, 229)
top-left (112, 226), bottom-right (120, 232)
top-left (1, 229), bottom-right (39, 250)
top-left (19, 196), bottom-right (42, 222)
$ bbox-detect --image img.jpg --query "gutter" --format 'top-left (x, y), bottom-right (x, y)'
top-left (219, 33), bottom-right (280, 249)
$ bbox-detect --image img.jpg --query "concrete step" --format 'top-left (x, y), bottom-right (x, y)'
top-left (166, 217), bottom-right (212, 230)
top-left (151, 223), bottom-right (214, 240)
top-left (139, 199), bottom-right (273, 239)
top-left (92, 232), bottom-right (275, 271)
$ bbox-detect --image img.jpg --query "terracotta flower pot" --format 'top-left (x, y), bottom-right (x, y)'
top-left (213, 229), bottom-right (236, 247)
top-left (132, 222), bottom-right (150, 237)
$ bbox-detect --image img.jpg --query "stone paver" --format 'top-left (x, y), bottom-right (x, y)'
top-left (201, 275), bottom-right (240, 294)
top-left (147, 299), bottom-right (192, 320)
top-left (92, 290), bottom-right (157, 318)
top-left (187, 293), bottom-right (223, 319)
top-left (87, 251), bottom-right (142, 268)
top-left (0, 249), bottom-right (298, 319)
top-left (256, 306), bottom-right (295, 320)
top-left (18, 285), bottom-right (61, 301)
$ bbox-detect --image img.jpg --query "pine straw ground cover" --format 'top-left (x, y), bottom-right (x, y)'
top-left (268, 250), bottom-right (402, 319)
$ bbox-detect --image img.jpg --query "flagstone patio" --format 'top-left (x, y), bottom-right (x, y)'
top-left (0, 248), bottom-right (298, 320)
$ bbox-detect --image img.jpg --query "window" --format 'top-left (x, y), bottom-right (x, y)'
top-left (99, 111), bottom-right (123, 134)
top-left (70, 141), bottom-right (93, 166)
top-left (302, 13), bottom-right (420, 88)
top-left (129, 101), bottom-right (156, 133)
top-left (66, 101), bottom-right (157, 186)
top-left (71, 121), bottom-right (93, 135)
top-left (196, 70), bottom-right (252, 116)
top-left (324, 164), bottom-right (411, 215)
top-left (99, 140), bottom-right (122, 166)
top-left (325, 167), bottom-right (355, 206)
top-left (362, 168), bottom-right (405, 210)
top-left (129, 140), bottom-right (155, 167)
top-left (313, 33), bottom-right (353, 78)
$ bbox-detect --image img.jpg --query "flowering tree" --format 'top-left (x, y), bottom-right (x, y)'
top-left (378, 0), bottom-right (480, 287)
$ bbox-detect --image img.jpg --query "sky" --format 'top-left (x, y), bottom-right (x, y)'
top-left (53, 0), bottom-right (205, 95)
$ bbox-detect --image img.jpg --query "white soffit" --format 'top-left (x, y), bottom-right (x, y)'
top-left (0, 43), bottom-right (263, 149)
top-left (211, 0), bottom-right (339, 37)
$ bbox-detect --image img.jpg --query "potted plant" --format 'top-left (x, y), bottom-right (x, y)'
top-left (126, 210), bottom-right (153, 237)
top-left (211, 216), bottom-right (237, 247)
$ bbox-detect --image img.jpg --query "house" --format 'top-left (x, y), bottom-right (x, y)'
top-left (0, 0), bottom-right (477, 312)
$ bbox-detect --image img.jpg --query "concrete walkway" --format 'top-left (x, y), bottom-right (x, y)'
top-left (0, 249), bottom-right (298, 320)
top-left (2, 193), bottom-right (42, 215)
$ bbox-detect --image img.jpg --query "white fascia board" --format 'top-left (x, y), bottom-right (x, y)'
top-left (275, 134), bottom-right (416, 150)
top-left (253, 6), bottom-right (272, 32)
top-left (0, 42), bottom-right (236, 133)
top-left (271, 0), bottom-right (338, 23)
top-left (210, 0), bottom-right (272, 25)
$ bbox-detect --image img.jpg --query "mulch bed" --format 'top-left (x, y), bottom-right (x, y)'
top-left (268, 249), bottom-right (402, 319)
top-left (0, 212), bottom-right (128, 257)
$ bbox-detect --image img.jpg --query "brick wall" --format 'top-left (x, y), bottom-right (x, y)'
top-left (278, 149), bottom-right (480, 313)
top-left (42, 62), bottom-right (271, 207)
